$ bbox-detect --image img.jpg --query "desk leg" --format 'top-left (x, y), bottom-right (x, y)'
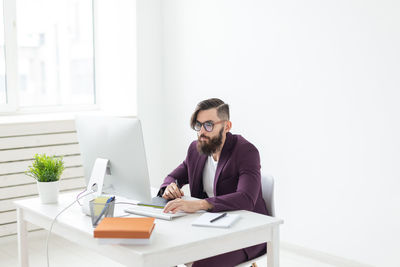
top-left (17, 208), bottom-right (29, 267)
top-left (267, 226), bottom-right (280, 267)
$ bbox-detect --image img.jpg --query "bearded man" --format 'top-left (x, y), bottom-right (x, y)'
top-left (158, 98), bottom-right (267, 267)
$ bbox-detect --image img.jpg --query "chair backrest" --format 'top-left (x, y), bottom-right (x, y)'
top-left (261, 174), bottom-right (275, 217)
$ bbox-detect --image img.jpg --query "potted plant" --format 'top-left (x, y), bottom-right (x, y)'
top-left (26, 153), bottom-right (65, 204)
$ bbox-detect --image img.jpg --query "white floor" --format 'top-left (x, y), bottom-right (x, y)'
top-left (0, 230), bottom-right (338, 267)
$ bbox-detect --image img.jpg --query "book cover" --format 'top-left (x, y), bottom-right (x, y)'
top-left (94, 217), bottom-right (155, 239)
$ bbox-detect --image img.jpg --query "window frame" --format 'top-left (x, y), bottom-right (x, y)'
top-left (0, 0), bottom-right (98, 114)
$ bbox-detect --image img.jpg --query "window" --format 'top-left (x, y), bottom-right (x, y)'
top-left (1, 0), bottom-right (95, 112)
top-left (0, 0), bottom-right (6, 105)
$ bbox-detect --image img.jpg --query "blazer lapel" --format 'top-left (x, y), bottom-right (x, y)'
top-left (191, 153), bottom-right (207, 198)
top-left (213, 132), bottom-right (234, 196)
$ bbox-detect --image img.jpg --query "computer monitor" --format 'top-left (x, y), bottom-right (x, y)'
top-left (75, 115), bottom-right (152, 203)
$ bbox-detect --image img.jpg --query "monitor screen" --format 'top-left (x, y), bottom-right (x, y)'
top-left (75, 115), bottom-right (152, 202)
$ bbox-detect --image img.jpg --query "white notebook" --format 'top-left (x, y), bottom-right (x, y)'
top-left (191, 212), bottom-right (240, 228)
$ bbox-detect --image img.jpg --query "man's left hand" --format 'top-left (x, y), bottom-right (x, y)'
top-left (163, 199), bottom-right (212, 214)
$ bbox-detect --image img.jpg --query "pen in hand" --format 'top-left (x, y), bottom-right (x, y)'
top-left (210, 212), bottom-right (227, 223)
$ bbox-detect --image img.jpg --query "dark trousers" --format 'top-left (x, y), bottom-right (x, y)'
top-left (192, 243), bottom-right (266, 267)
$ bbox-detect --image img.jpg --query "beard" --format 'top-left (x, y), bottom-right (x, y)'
top-left (197, 127), bottom-right (224, 156)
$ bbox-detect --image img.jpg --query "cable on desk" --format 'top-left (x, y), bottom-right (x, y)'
top-left (46, 187), bottom-right (97, 267)
top-left (75, 188), bottom-right (88, 206)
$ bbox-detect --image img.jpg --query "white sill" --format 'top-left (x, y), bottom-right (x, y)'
top-left (0, 110), bottom-right (107, 125)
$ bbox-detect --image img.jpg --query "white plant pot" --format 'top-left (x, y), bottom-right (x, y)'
top-left (36, 181), bottom-right (60, 204)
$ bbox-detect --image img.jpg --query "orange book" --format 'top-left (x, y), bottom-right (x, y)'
top-left (94, 217), bottom-right (155, 239)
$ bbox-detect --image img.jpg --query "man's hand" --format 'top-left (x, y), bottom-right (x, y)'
top-left (163, 199), bottom-right (213, 214)
top-left (162, 182), bottom-right (184, 200)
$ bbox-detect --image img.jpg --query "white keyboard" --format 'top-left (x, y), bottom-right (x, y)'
top-left (124, 206), bottom-right (187, 221)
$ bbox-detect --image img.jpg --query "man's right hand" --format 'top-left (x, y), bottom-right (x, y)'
top-left (162, 182), bottom-right (184, 200)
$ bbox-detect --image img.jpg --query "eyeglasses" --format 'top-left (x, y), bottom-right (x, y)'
top-left (194, 120), bottom-right (225, 132)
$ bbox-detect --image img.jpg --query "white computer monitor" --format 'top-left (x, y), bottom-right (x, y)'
top-left (75, 115), bottom-right (152, 203)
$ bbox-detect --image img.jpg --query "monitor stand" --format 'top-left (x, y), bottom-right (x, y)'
top-left (81, 158), bottom-right (110, 215)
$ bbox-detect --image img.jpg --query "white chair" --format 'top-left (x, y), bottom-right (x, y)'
top-left (235, 174), bottom-right (275, 267)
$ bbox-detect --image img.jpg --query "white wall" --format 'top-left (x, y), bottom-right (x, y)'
top-left (137, 0), bottom-right (400, 266)
top-left (136, 0), bottom-right (168, 186)
top-left (94, 0), bottom-right (137, 115)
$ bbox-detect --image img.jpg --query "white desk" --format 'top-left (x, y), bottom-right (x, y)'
top-left (15, 192), bottom-right (283, 267)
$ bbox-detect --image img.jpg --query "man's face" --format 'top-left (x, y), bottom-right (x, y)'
top-left (196, 108), bottom-right (226, 155)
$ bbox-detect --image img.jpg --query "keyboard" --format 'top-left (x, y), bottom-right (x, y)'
top-left (124, 206), bottom-right (187, 221)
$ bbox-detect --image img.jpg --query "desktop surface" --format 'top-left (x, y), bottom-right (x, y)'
top-left (15, 192), bottom-right (283, 267)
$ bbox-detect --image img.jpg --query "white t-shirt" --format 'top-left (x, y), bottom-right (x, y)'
top-left (202, 155), bottom-right (218, 197)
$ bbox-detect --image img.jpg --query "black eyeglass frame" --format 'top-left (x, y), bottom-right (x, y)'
top-left (194, 120), bottom-right (226, 132)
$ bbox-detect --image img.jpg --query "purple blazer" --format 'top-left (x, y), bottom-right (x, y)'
top-left (160, 132), bottom-right (267, 260)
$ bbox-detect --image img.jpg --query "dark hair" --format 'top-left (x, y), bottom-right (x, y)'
top-left (190, 98), bottom-right (230, 129)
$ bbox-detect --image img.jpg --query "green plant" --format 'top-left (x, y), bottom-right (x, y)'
top-left (26, 154), bottom-right (65, 182)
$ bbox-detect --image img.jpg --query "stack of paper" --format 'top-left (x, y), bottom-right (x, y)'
top-left (94, 217), bottom-right (155, 245)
